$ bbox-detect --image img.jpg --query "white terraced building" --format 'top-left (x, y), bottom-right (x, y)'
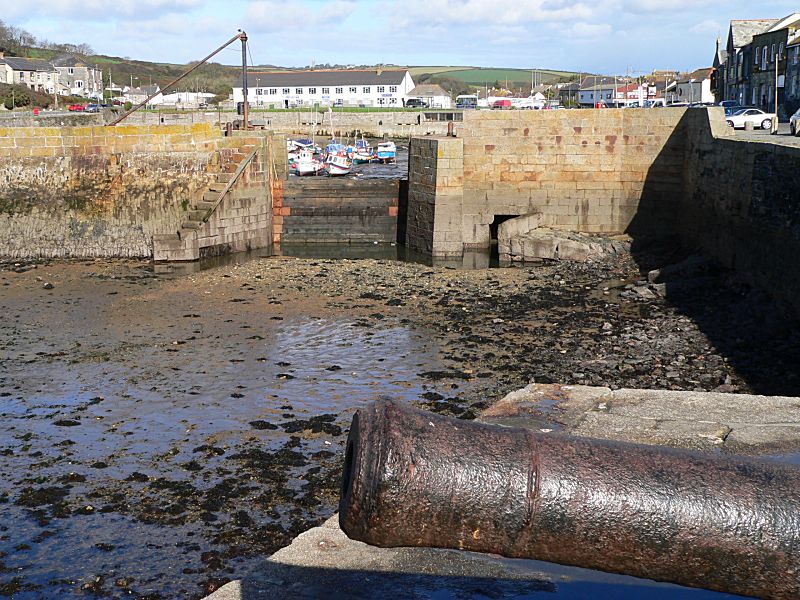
top-left (232, 69), bottom-right (416, 108)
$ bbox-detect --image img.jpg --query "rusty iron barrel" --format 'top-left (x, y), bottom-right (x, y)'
top-left (339, 399), bottom-right (800, 599)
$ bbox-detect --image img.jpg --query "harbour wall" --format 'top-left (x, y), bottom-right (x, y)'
top-left (122, 110), bottom-right (453, 138)
top-left (407, 108), bottom-right (800, 316)
top-left (0, 123), bottom-right (245, 258)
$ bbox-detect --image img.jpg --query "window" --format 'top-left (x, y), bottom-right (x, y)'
top-left (256, 88), bottom-right (264, 95)
top-left (283, 88), bottom-right (290, 94)
top-left (68, 67), bottom-right (74, 75)
top-left (349, 86), bottom-right (356, 93)
top-left (309, 87), bottom-right (316, 94)
top-left (296, 88), bottom-right (303, 94)
top-left (762, 46), bottom-right (768, 67)
top-left (363, 86), bottom-right (370, 93)
top-left (76, 80), bottom-right (83, 88)
top-left (389, 97), bottom-right (397, 104)
top-left (322, 87), bottom-right (329, 94)
top-left (389, 86), bottom-right (397, 92)
top-left (335, 87), bottom-right (343, 93)
top-left (377, 86), bottom-right (385, 92)
top-left (779, 43), bottom-right (785, 59)
top-left (19, 72), bottom-right (24, 81)
top-left (269, 88), bottom-right (277, 95)
top-left (754, 47), bottom-right (759, 64)
top-left (771, 44), bottom-right (776, 62)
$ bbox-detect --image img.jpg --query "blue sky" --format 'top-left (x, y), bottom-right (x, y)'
top-left (6, 1), bottom-right (800, 74)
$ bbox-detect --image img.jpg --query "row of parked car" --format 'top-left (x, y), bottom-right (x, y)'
top-left (67, 100), bottom-right (125, 113)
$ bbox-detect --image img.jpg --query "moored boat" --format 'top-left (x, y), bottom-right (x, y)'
top-left (294, 149), bottom-right (325, 176)
top-left (376, 141), bottom-right (396, 163)
top-left (325, 152), bottom-right (352, 176)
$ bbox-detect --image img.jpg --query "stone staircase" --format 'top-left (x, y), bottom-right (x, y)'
top-left (153, 138), bottom-right (261, 261)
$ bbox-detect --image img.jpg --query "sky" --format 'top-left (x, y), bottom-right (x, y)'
top-left (5, 1), bottom-right (800, 75)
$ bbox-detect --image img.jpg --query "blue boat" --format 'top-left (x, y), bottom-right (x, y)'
top-left (376, 141), bottom-right (396, 163)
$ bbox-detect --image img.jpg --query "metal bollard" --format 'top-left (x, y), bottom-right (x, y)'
top-left (340, 399), bottom-right (800, 599)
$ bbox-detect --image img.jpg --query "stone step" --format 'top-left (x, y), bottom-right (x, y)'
top-left (215, 172), bottom-right (235, 183)
top-left (203, 190), bottom-right (220, 202)
top-left (208, 182), bottom-right (227, 192)
top-left (187, 210), bottom-right (207, 222)
top-left (182, 220), bottom-right (203, 230)
top-left (152, 233), bottom-right (181, 244)
top-left (194, 200), bottom-right (216, 211)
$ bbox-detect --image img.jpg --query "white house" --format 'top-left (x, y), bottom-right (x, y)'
top-left (124, 84), bottom-right (163, 105)
top-left (407, 84), bottom-right (452, 109)
top-left (0, 55), bottom-right (59, 94)
top-left (232, 69), bottom-right (416, 108)
top-left (160, 91), bottom-right (215, 107)
top-left (675, 68), bottom-right (715, 104)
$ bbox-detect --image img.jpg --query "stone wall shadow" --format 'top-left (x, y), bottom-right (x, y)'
top-left (626, 109), bottom-right (800, 396)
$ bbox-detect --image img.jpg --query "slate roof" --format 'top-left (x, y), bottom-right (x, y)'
top-left (0, 56), bottom-right (56, 72)
top-left (729, 20), bottom-right (778, 49)
top-left (408, 84), bottom-right (448, 98)
top-left (236, 69), bottom-right (408, 88)
top-left (52, 54), bottom-right (88, 68)
top-left (678, 68), bottom-right (713, 83)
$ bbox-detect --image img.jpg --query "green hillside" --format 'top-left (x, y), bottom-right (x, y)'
top-left (408, 66), bottom-right (581, 86)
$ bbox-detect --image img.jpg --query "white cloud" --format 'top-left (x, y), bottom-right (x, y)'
top-left (620, 0), bottom-right (721, 14)
top-left (392, 0), bottom-right (592, 27)
top-left (16, 0), bottom-right (203, 20)
top-left (689, 19), bottom-right (722, 35)
top-left (569, 22), bottom-right (612, 37)
top-left (246, 0), bottom-right (357, 31)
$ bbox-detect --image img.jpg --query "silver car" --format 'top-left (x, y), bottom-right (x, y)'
top-left (791, 108), bottom-right (800, 136)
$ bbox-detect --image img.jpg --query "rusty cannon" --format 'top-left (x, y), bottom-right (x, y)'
top-left (339, 399), bottom-right (800, 599)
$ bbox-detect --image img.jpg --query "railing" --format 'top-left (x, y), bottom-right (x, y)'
top-left (202, 145), bottom-right (260, 222)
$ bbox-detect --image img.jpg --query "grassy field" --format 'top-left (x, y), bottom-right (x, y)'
top-left (408, 66), bottom-right (580, 86)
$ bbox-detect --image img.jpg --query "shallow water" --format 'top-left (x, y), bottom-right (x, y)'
top-left (0, 307), bottom-right (462, 598)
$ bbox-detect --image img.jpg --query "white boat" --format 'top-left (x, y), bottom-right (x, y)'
top-left (294, 149), bottom-right (325, 176)
top-left (376, 141), bottom-right (396, 163)
top-left (325, 152), bottom-right (352, 176)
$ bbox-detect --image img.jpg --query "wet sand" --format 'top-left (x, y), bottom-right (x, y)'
top-left (1, 251), bottom-right (799, 598)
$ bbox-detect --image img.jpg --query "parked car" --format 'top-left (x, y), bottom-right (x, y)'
top-left (405, 98), bottom-right (427, 108)
top-left (491, 99), bottom-right (512, 110)
top-left (719, 100), bottom-right (739, 109)
top-left (790, 108), bottom-right (800, 136)
top-left (726, 108), bottom-right (776, 130)
top-left (67, 104), bottom-right (85, 112)
top-left (84, 104), bottom-right (101, 113)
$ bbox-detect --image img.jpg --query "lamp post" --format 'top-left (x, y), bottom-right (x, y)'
top-left (774, 45), bottom-right (781, 134)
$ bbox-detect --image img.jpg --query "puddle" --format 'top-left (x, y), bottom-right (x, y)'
top-left (765, 452), bottom-right (800, 466)
top-left (153, 244), bottom-right (499, 276)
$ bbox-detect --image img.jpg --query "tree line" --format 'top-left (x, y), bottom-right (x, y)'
top-left (0, 19), bottom-right (93, 56)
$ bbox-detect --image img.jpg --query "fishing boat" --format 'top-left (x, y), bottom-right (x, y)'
top-left (376, 141), bottom-right (397, 163)
top-left (293, 149), bottom-right (325, 176)
top-left (347, 134), bottom-right (374, 164)
top-left (325, 152), bottom-right (352, 176)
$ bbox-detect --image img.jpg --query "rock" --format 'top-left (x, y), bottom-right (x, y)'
top-left (43, 282), bottom-right (54, 290)
top-left (647, 254), bottom-right (716, 284)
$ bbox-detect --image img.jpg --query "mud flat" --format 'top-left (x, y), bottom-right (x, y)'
top-left (1, 248), bottom-right (799, 598)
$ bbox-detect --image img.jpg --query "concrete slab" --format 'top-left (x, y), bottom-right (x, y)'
top-left (481, 383), bottom-right (800, 455)
top-left (204, 384), bottom-right (800, 600)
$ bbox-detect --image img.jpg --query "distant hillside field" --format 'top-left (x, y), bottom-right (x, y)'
top-left (408, 66), bottom-right (579, 86)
